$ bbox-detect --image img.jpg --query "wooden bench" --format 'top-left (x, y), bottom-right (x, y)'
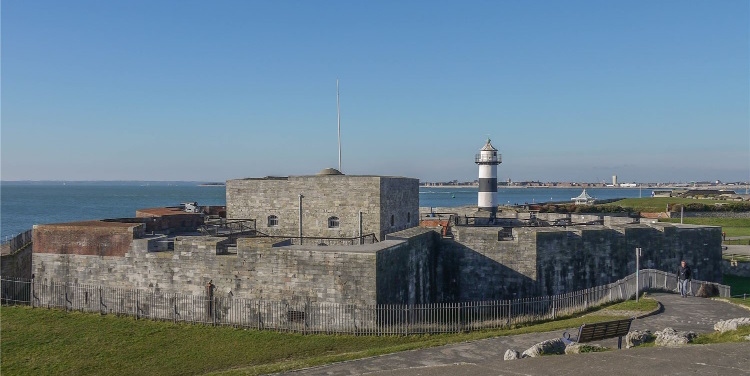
top-left (562, 317), bottom-right (634, 349)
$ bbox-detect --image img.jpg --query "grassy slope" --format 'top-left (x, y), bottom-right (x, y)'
top-left (693, 325), bottom-right (750, 345)
top-left (602, 198), bottom-right (728, 212)
top-left (1, 306), bottom-right (629, 376)
top-left (603, 297), bottom-right (659, 312)
top-left (658, 217), bottom-right (750, 237)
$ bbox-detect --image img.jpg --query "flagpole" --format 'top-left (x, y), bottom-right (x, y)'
top-left (337, 79), bottom-right (341, 172)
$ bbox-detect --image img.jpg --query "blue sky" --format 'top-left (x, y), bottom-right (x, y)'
top-left (2, 1), bottom-right (748, 183)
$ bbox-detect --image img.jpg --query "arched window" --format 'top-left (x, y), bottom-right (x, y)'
top-left (390, 214), bottom-right (395, 227)
top-left (407, 212), bottom-right (411, 223)
top-left (328, 216), bottom-right (340, 228)
top-left (267, 215), bottom-right (278, 227)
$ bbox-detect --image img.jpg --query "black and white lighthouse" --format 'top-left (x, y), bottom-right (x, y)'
top-left (475, 138), bottom-right (502, 215)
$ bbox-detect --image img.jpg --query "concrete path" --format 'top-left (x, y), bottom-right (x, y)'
top-left (724, 244), bottom-right (750, 256)
top-left (282, 293), bottom-right (750, 376)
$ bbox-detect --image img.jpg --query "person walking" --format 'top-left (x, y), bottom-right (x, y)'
top-left (677, 260), bottom-right (692, 298)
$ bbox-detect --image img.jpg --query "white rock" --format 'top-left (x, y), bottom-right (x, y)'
top-left (522, 338), bottom-right (566, 358)
top-left (625, 330), bottom-right (653, 348)
top-left (714, 317), bottom-right (750, 333)
top-left (504, 349), bottom-right (520, 360)
top-left (655, 327), bottom-right (696, 347)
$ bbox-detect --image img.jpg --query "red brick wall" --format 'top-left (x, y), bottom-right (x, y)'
top-left (33, 223), bottom-right (141, 257)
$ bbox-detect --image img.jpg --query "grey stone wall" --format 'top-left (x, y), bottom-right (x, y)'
top-left (1, 246), bottom-right (32, 279)
top-left (448, 222), bottom-right (722, 300)
top-left (227, 175), bottom-right (418, 241)
top-left (32, 235), bottom-right (427, 306)
top-left (445, 226), bottom-right (540, 300)
top-left (378, 228), bottom-right (440, 304)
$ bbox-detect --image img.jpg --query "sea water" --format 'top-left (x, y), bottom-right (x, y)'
top-left (0, 182), bottom-right (653, 239)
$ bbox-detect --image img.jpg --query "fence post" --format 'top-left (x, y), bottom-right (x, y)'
top-left (213, 296), bottom-right (217, 326)
top-left (405, 305), bottom-right (409, 336)
top-left (135, 290), bottom-right (139, 319)
top-left (30, 275), bottom-right (35, 308)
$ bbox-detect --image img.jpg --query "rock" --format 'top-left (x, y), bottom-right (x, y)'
top-left (522, 338), bottom-right (566, 358)
top-left (625, 329), bottom-right (654, 348)
top-left (565, 344), bottom-right (604, 354)
top-left (696, 283), bottom-right (720, 298)
top-left (714, 317), bottom-right (750, 333)
top-left (504, 349), bottom-right (520, 360)
top-left (654, 327), bottom-right (696, 347)
top-left (745, 335), bottom-right (750, 342)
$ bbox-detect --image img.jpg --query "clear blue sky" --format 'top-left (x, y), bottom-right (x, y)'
top-left (2, 0), bottom-right (748, 183)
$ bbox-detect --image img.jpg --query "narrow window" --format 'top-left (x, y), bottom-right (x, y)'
top-left (328, 216), bottom-right (339, 228)
top-left (267, 215), bottom-right (278, 227)
top-left (390, 214), bottom-right (395, 227)
top-left (407, 212), bottom-right (411, 223)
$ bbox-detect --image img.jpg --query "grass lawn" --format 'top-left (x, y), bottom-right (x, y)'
top-left (717, 297), bottom-right (750, 309)
top-left (602, 296), bottom-right (659, 312)
top-left (601, 198), bottom-right (729, 213)
top-left (724, 274), bottom-right (750, 296)
top-left (692, 325), bottom-right (750, 345)
top-left (1, 305), bottom-right (628, 376)
top-left (658, 217), bottom-right (750, 238)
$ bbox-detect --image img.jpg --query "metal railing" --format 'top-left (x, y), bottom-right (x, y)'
top-left (0, 269), bottom-right (729, 335)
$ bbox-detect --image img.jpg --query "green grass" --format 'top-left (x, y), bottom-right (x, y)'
top-left (658, 217), bottom-right (750, 238)
top-left (692, 325), bottom-right (750, 345)
top-left (0, 306), bottom-right (628, 376)
top-left (724, 274), bottom-right (750, 295)
top-left (601, 198), bottom-right (729, 213)
top-left (716, 297), bottom-right (750, 309)
top-left (602, 296), bottom-right (659, 312)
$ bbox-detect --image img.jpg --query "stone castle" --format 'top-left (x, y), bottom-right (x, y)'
top-left (4, 143), bottom-right (724, 307)
top-left (20, 170), bottom-right (721, 304)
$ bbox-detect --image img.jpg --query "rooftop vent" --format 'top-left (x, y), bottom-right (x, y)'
top-left (317, 168), bottom-right (344, 176)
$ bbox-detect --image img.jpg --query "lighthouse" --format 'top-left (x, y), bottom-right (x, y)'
top-left (475, 138), bottom-right (502, 216)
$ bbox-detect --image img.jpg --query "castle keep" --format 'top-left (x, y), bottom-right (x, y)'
top-left (226, 169), bottom-right (419, 241)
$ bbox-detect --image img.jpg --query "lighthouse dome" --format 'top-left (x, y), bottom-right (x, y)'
top-left (481, 138), bottom-right (497, 151)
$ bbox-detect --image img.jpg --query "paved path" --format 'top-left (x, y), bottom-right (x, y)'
top-left (282, 293), bottom-right (749, 376)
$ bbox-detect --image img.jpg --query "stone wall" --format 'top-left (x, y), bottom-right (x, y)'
top-left (379, 228), bottom-right (440, 304)
top-left (33, 221), bottom-right (144, 257)
top-left (30, 220), bottom-right (723, 306)
top-left (227, 175), bottom-right (418, 241)
top-left (1, 229), bottom-right (33, 279)
top-left (1, 246), bottom-right (32, 279)
top-left (32, 235), bottom-right (420, 306)
top-left (447, 222), bottom-right (723, 300)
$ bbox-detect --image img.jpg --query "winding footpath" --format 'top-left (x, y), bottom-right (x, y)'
top-left (281, 293), bottom-right (750, 376)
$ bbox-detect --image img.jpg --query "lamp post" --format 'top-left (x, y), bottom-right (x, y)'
top-left (298, 194), bottom-right (304, 245)
top-left (635, 247), bottom-right (642, 302)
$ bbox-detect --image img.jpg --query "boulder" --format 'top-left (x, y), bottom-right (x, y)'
top-left (654, 327), bottom-right (696, 347)
top-left (714, 318), bottom-right (750, 333)
top-left (504, 349), bottom-right (520, 360)
top-left (565, 344), bottom-right (604, 354)
top-left (522, 338), bottom-right (566, 358)
top-left (745, 335), bottom-right (750, 342)
top-left (624, 329), bottom-right (654, 348)
top-left (696, 283), bottom-right (720, 298)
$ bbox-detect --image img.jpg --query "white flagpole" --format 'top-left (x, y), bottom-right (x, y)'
top-left (337, 78), bottom-right (341, 172)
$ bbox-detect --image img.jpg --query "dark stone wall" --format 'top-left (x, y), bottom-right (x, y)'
top-left (378, 228), bottom-right (440, 304)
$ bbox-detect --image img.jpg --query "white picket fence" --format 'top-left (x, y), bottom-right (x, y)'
top-left (0, 269), bottom-right (730, 335)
